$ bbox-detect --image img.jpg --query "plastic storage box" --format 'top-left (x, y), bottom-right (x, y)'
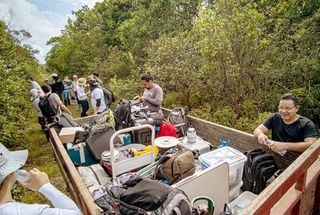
top-left (229, 181), bottom-right (243, 201)
top-left (199, 146), bottom-right (247, 186)
top-left (180, 136), bottom-right (212, 158)
top-left (59, 127), bottom-right (85, 143)
top-left (229, 191), bottom-right (257, 214)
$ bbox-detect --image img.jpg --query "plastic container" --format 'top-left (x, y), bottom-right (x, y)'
top-left (229, 181), bottom-right (243, 201)
top-left (187, 128), bottom-right (197, 143)
top-left (229, 191), bottom-right (257, 214)
top-left (16, 169), bottom-right (31, 184)
top-left (218, 139), bottom-right (230, 148)
top-left (199, 147), bottom-right (247, 186)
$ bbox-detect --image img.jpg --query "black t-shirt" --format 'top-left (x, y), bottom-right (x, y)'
top-left (51, 80), bottom-right (64, 95)
top-left (263, 113), bottom-right (317, 142)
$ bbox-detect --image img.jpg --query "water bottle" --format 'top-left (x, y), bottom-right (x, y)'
top-left (266, 139), bottom-right (286, 156)
top-left (16, 169), bottom-right (31, 184)
top-left (218, 139), bottom-right (230, 148)
top-left (187, 128), bottom-right (196, 143)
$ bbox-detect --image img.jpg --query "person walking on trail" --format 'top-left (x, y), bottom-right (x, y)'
top-left (92, 72), bottom-right (103, 86)
top-left (71, 75), bottom-right (81, 111)
top-left (135, 73), bottom-right (163, 113)
top-left (62, 77), bottom-right (71, 106)
top-left (50, 73), bottom-right (64, 100)
top-left (254, 93), bottom-right (317, 166)
top-left (89, 79), bottom-right (106, 115)
top-left (40, 84), bottom-right (72, 124)
top-left (0, 143), bottom-right (81, 215)
top-left (88, 73), bottom-right (114, 110)
top-left (76, 78), bottom-right (89, 117)
top-left (30, 89), bottom-right (47, 140)
top-left (26, 75), bottom-right (44, 97)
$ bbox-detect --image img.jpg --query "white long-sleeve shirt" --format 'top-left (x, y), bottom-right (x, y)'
top-left (0, 183), bottom-right (81, 215)
top-left (32, 97), bottom-right (43, 117)
top-left (76, 85), bottom-right (88, 101)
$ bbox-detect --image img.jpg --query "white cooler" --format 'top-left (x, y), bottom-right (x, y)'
top-left (199, 146), bottom-right (247, 187)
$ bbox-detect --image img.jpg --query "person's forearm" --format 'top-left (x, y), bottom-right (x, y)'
top-left (279, 140), bottom-right (315, 153)
top-left (145, 97), bottom-right (161, 106)
top-left (253, 128), bottom-right (264, 138)
top-left (39, 183), bottom-right (80, 213)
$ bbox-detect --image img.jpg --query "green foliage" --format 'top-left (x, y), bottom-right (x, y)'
top-left (0, 21), bottom-right (41, 147)
top-left (45, 0), bottom-right (320, 129)
top-left (108, 72), bottom-right (141, 100)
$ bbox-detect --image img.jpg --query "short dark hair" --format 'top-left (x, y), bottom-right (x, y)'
top-left (141, 73), bottom-right (153, 82)
top-left (93, 72), bottom-right (99, 77)
top-left (280, 93), bottom-right (299, 106)
top-left (41, 84), bottom-right (51, 93)
top-left (26, 75), bottom-right (33, 81)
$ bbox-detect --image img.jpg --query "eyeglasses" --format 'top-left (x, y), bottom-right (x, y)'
top-left (278, 106), bottom-right (296, 111)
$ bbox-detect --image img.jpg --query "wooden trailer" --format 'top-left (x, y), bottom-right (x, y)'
top-left (49, 109), bottom-right (320, 215)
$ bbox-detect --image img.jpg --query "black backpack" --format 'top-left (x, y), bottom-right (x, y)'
top-left (39, 94), bottom-right (57, 118)
top-left (114, 99), bottom-right (132, 130)
top-left (94, 174), bottom-right (192, 215)
top-left (102, 87), bottom-right (115, 106)
top-left (242, 149), bottom-right (278, 194)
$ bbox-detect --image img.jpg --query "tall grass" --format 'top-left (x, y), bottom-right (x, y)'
top-left (12, 108), bottom-right (68, 203)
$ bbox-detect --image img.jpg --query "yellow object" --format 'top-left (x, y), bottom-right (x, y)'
top-left (131, 145), bottom-right (159, 157)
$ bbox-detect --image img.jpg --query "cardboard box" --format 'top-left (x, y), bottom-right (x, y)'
top-left (59, 127), bottom-right (85, 143)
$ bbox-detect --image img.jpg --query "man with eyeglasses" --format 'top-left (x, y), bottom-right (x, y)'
top-left (254, 93), bottom-right (317, 155)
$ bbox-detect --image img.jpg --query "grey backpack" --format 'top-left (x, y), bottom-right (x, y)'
top-left (168, 107), bottom-right (190, 137)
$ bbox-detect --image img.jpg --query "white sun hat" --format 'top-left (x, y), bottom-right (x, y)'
top-left (30, 88), bottom-right (40, 101)
top-left (0, 143), bottom-right (28, 184)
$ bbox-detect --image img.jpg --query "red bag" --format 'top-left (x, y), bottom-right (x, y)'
top-left (157, 121), bottom-right (178, 138)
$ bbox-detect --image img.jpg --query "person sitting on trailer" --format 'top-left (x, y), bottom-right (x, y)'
top-left (0, 143), bottom-right (81, 215)
top-left (253, 93), bottom-right (317, 155)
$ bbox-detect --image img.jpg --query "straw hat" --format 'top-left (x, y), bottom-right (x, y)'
top-left (77, 77), bottom-right (87, 86)
top-left (0, 143), bottom-right (28, 184)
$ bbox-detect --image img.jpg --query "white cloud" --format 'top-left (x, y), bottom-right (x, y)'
top-left (0, 0), bottom-right (102, 64)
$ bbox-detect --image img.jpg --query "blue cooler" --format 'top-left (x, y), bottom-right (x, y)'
top-left (66, 143), bottom-right (97, 166)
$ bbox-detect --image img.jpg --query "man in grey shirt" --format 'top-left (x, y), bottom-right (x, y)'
top-left (135, 73), bottom-right (163, 112)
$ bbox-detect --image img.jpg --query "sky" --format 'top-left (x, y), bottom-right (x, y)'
top-left (0, 0), bottom-right (102, 64)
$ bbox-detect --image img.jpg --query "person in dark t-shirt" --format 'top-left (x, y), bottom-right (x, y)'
top-left (254, 93), bottom-right (317, 154)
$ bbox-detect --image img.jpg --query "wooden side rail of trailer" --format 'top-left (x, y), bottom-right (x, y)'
top-left (49, 116), bottom-right (102, 215)
top-left (49, 111), bottom-right (320, 215)
top-left (163, 109), bottom-right (320, 215)
top-left (244, 140), bottom-right (320, 215)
